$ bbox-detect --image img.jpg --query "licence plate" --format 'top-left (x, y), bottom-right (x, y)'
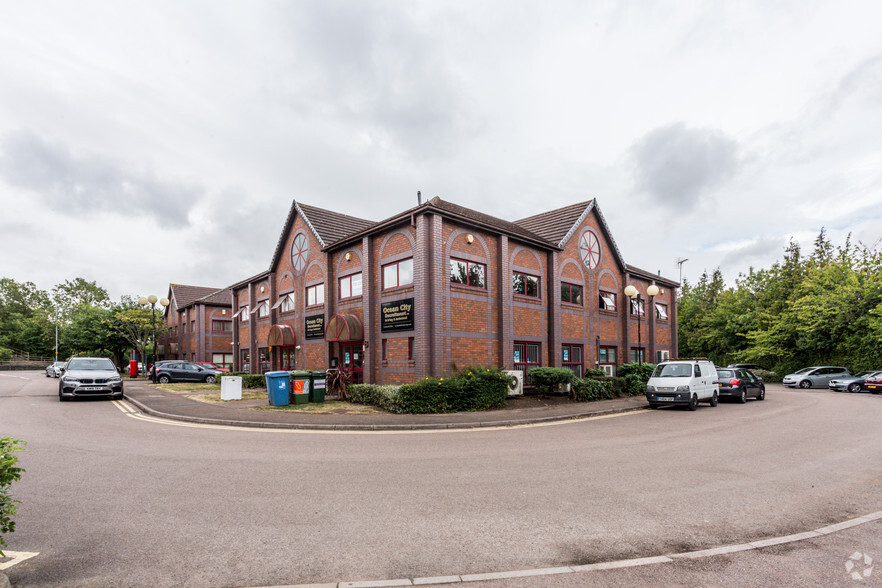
top-left (84, 386), bottom-right (103, 391)
top-left (658, 397), bottom-right (674, 402)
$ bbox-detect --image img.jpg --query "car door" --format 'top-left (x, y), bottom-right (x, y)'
top-left (742, 370), bottom-right (759, 396)
top-left (181, 362), bottom-right (201, 382)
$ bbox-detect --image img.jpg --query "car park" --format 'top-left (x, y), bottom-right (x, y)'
top-left (828, 370), bottom-right (882, 393)
top-left (195, 361), bottom-right (230, 373)
top-left (645, 359), bottom-right (719, 410)
top-left (45, 361), bottom-right (66, 378)
top-left (151, 361), bottom-right (220, 384)
top-left (782, 366), bottom-right (851, 389)
top-left (715, 368), bottom-right (765, 402)
top-left (58, 357), bottom-right (124, 401)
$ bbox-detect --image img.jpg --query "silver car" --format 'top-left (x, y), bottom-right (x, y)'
top-left (783, 366), bottom-right (851, 389)
top-left (59, 357), bottom-right (124, 401)
top-left (45, 361), bottom-right (66, 378)
top-left (828, 370), bottom-right (882, 393)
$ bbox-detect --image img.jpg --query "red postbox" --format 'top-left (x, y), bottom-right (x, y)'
top-left (129, 360), bottom-right (138, 377)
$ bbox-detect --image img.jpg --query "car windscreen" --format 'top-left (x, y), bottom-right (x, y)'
top-left (652, 363), bottom-right (693, 377)
top-left (793, 367), bottom-right (814, 374)
top-left (67, 358), bottom-right (115, 371)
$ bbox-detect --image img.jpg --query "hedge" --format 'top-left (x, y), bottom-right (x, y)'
top-left (225, 373), bottom-right (267, 389)
top-left (570, 375), bottom-right (645, 402)
top-left (348, 366), bottom-right (509, 414)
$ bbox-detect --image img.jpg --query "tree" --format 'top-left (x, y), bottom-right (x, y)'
top-left (105, 297), bottom-right (168, 369)
top-left (51, 278), bottom-right (109, 323)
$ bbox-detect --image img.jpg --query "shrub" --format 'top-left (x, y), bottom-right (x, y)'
top-left (583, 368), bottom-right (606, 379)
top-left (347, 384), bottom-right (403, 412)
top-left (753, 369), bottom-right (781, 383)
top-left (571, 378), bottom-right (606, 401)
top-left (1, 437), bottom-right (25, 557)
top-left (526, 367), bottom-right (576, 395)
top-left (624, 374), bottom-right (646, 396)
top-left (617, 362), bottom-right (656, 382)
top-left (0, 347), bottom-right (12, 362)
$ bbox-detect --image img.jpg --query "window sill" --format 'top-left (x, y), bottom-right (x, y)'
top-left (381, 285), bottom-right (414, 295)
top-left (513, 294), bottom-right (542, 303)
top-left (561, 302), bottom-right (584, 309)
top-left (338, 296), bottom-right (363, 304)
top-left (451, 283), bottom-right (488, 294)
top-left (305, 304), bottom-right (325, 310)
top-left (598, 309), bottom-right (618, 316)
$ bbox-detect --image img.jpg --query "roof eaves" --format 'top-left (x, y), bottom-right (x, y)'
top-left (294, 201), bottom-right (327, 249)
top-left (557, 200), bottom-right (596, 248)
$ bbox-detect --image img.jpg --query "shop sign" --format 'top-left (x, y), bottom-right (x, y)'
top-left (381, 298), bottom-right (414, 332)
top-left (305, 314), bottom-right (325, 339)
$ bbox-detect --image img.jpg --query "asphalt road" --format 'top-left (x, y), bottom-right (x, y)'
top-left (2, 371), bottom-right (881, 587)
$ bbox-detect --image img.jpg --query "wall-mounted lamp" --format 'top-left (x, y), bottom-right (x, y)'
top-left (260, 286), bottom-right (265, 293)
top-left (345, 252), bottom-right (352, 261)
top-left (466, 234), bottom-right (474, 244)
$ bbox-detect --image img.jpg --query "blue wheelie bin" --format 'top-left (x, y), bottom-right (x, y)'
top-left (265, 371), bottom-right (291, 406)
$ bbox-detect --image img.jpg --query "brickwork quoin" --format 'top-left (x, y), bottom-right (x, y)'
top-left (225, 196), bottom-right (678, 384)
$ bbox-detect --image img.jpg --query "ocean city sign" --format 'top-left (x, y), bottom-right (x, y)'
top-left (381, 298), bottom-right (414, 332)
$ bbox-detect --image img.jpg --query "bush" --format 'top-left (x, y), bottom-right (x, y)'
top-left (0, 347), bottom-right (12, 362)
top-left (1, 437), bottom-right (25, 557)
top-left (226, 373), bottom-right (267, 389)
top-left (753, 369), bottom-right (781, 383)
top-left (348, 367), bottom-right (509, 414)
top-left (617, 362), bottom-right (656, 382)
top-left (571, 378), bottom-right (607, 401)
top-left (526, 367), bottom-right (576, 395)
top-left (583, 368), bottom-right (606, 379)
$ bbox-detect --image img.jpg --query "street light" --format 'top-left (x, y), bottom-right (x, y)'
top-left (625, 283), bottom-right (659, 369)
top-left (139, 294), bottom-right (169, 381)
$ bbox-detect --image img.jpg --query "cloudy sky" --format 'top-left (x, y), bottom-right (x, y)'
top-left (2, 1), bottom-right (881, 303)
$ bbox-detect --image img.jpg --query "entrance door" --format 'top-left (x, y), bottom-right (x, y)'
top-left (340, 343), bottom-right (363, 384)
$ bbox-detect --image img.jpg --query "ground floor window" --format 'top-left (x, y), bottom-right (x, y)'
top-left (279, 348), bottom-right (295, 370)
top-left (514, 342), bottom-right (540, 384)
top-left (382, 339), bottom-right (388, 360)
top-left (258, 348), bottom-right (269, 373)
top-left (656, 349), bottom-right (670, 363)
top-left (408, 337), bottom-right (414, 360)
top-left (212, 353), bottom-right (233, 370)
top-left (599, 346), bottom-right (617, 376)
top-left (630, 347), bottom-right (646, 363)
top-left (562, 344), bottom-right (583, 377)
top-left (241, 349), bottom-right (250, 372)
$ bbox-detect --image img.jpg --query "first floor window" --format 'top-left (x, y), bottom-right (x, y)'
top-left (212, 353), bottom-right (233, 370)
top-left (514, 342), bottom-right (541, 384)
top-left (562, 344), bottom-right (583, 377)
top-left (599, 291), bottom-right (617, 312)
top-left (512, 272), bottom-right (540, 298)
top-left (655, 303), bottom-right (668, 320)
top-left (339, 272), bottom-right (363, 299)
top-left (561, 283), bottom-right (583, 305)
top-left (280, 293), bottom-right (295, 313)
top-left (212, 320), bottom-right (232, 332)
top-left (630, 347), bottom-right (646, 363)
top-left (306, 283), bottom-right (325, 306)
top-left (630, 298), bottom-right (646, 316)
top-left (383, 258), bottom-right (414, 289)
top-left (450, 258), bottom-right (486, 288)
top-left (255, 301), bottom-right (269, 318)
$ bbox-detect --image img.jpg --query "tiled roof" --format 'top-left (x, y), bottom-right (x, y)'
top-left (428, 197), bottom-right (552, 246)
top-left (169, 284), bottom-right (223, 310)
top-left (514, 201), bottom-right (593, 246)
top-left (194, 288), bottom-right (232, 307)
top-left (626, 265), bottom-right (679, 287)
top-left (297, 202), bottom-right (375, 246)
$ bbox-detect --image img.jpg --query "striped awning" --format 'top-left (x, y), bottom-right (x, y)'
top-left (325, 314), bottom-right (363, 342)
top-left (268, 324), bottom-right (296, 347)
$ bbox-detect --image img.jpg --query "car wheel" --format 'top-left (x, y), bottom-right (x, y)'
top-left (157, 374), bottom-right (171, 384)
top-left (799, 380), bottom-right (811, 389)
top-left (204, 375), bottom-right (216, 384)
top-left (739, 389), bottom-right (747, 404)
top-left (710, 392), bottom-right (718, 407)
top-left (757, 386), bottom-right (766, 400)
top-left (688, 395), bottom-right (698, 411)
top-left (848, 383), bottom-right (861, 393)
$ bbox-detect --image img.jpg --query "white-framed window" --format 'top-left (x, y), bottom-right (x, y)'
top-left (306, 283), bottom-right (325, 306)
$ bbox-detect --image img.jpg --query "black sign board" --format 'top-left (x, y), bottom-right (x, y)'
top-left (305, 314), bottom-right (325, 339)
top-left (381, 298), bottom-right (414, 332)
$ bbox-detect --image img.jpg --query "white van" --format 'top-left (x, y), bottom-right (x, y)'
top-left (645, 359), bottom-right (719, 411)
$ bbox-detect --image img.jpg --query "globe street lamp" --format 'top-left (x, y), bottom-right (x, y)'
top-left (624, 283), bottom-right (659, 369)
top-left (139, 295), bottom-right (169, 382)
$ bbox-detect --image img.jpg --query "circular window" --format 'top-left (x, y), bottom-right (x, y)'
top-left (580, 231), bottom-right (601, 269)
top-left (292, 233), bottom-right (309, 272)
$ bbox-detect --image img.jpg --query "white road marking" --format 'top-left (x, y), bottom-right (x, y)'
top-left (111, 398), bottom-right (648, 435)
top-left (0, 374), bottom-right (29, 380)
top-left (0, 551), bottom-right (39, 570)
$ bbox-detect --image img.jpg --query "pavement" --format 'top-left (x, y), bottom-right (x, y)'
top-left (121, 379), bottom-right (651, 431)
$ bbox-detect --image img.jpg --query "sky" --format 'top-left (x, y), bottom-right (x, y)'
top-left (1, 1), bottom-right (881, 303)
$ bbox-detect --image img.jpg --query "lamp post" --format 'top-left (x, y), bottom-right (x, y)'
top-left (139, 295), bottom-right (170, 382)
top-left (624, 283), bottom-right (659, 369)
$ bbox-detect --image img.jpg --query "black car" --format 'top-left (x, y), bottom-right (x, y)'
top-left (727, 363), bottom-right (766, 371)
top-left (716, 368), bottom-right (765, 403)
top-left (151, 361), bottom-right (220, 384)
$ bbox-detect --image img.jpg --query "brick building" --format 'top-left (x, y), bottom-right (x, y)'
top-left (229, 197), bottom-right (678, 384)
top-left (161, 284), bottom-right (234, 369)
